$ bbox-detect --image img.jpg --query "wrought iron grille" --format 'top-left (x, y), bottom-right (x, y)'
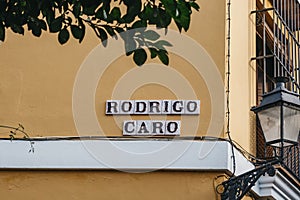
top-left (252, 0), bottom-right (300, 180)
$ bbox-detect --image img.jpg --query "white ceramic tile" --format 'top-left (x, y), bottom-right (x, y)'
top-left (171, 100), bottom-right (185, 114)
top-left (136, 120), bottom-right (152, 135)
top-left (151, 120), bottom-right (166, 135)
top-left (184, 100), bottom-right (200, 115)
top-left (148, 100), bottom-right (162, 115)
top-left (123, 120), bottom-right (136, 135)
top-left (134, 100), bottom-right (149, 114)
top-left (119, 100), bottom-right (135, 114)
top-left (161, 100), bottom-right (172, 114)
top-left (106, 100), bottom-right (120, 115)
top-left (165, 121), bottom-right (181, 135)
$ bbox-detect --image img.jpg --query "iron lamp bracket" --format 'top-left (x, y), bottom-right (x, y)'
top-left (217, 159), bottom-right (280, 200)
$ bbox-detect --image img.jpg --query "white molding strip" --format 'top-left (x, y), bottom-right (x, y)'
top-left (258, 171), bottom-right (300, 200)
top-left (0, 139), bottom-right (298, 199)
top-left (0, 140), bottom-right (249, 171)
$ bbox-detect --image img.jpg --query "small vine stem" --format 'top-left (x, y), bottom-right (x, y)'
top-left (0, 124), bottom-right (35, 153)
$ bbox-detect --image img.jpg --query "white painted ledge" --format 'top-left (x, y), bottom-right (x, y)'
top-left (0, 139), bottom-right (250, 172)
top-left (0, 139), bottom-right (298, 199)
top-left (258, 171), bottom-right (300, 200)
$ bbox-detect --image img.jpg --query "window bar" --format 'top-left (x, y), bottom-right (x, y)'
top-left (277, 0), bottom-right (280, 78)
top-left (288, 1), bottom-right (291, 89)
top-left (287, 147), bottom-right (291, 170)
top-left (274, 5), bottom-right (300, 46)
top-left (298, 2), bottom-right (300, 94)
top-left (295, 3), bottom-right (300, 94)
top-left (280, 0), bottom-right (284, 77)
top-left (274, 54), bottom-right (296, 78)
top-left (263, 0), bottom-right (267, 94)
top-left (296, 2), bottom-right (298, 94)
top-left (292, 1), bottom-right (295, 91)
top-left (273, 0), bottom-right (277, 81)
top-left (284, 0), bottom-right (288, 78)
top-left (281, 1), bottom-right (283, 75)
top-left (293, 0), bottom-right (296, 92)
top-left (293, 1), bottom-right (298, 93)
top-left (295, 147), bottom-right (298, 177)
top-left (297, 2), bottom-right (299, 94)
top-left (297, 3), bottom-right (299, 94)
top-left (298, 146), bottom-right (300, 177)
top-left (276, 0), bottom-right (279, 77)
top-left (292, 147), bottom-right (295, 174)
top-left (288, 0), bottom-right (291, 28)
top-left (291, 0), bottom-right (295, 91)
top-left (290, 0), bottom-right (292, 91)
top-left (294, 147), bottom-right (297, 176)
top-left (285, 147), bottom-right (288, 168)
top-left (294, 2), bottom-right (300, 94)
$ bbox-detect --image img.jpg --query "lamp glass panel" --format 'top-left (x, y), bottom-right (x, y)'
top-left (283, 106), bottom-right (300, 143)
top-left (257, 106), bottom-right (280, 144)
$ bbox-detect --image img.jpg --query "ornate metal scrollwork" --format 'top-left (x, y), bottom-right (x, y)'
top-left (217, 160), bottom-right (279, 200)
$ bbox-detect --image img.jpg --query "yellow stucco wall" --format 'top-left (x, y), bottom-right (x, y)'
top-left (229, 0), bottom-right (257, 153)
top-left (0, 0), bottom-right (261, 199)
top-left (0, 171), bottom-right (222, 200)
top-left (0, 0), bottom-right (226, 138)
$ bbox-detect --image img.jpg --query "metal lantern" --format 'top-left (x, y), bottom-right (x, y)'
top-left (251, 77), bottom-right (300, 148)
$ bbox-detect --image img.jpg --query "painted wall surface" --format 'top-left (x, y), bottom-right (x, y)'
top-left (0, 0), bottom-right (226, 138)
top-left (229, 0), bottom-right (257, 153)
top-left (0, 171), bottom-right (222, 200)
top-left (0, 1), bottom-right (262, 200)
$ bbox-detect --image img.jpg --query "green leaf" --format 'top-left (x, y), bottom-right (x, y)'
top-left (123, 0), bottom-right (135, 6)
top-left (58, 28), bottom-right (70, 45)
top-left (11, 24), bottom-right (24, 35)
top-left (143, 30), bottom-right (160, 41)
top-left (42, 8), bottom-right (55, 26)
top-left (83, 5), bottom-right (96, 16)
top-left (0, 0), bottom-right (7, 13)
top-left (95, 27), bottom-right (108, 47)
top-left (110, 7), bottom-right (121, 20)
top-left (121, 31), bottom-right (136, 55)
top-left (189, 1), bottom-right (200, 11)
top-left (39, 20), bottom-right (47, 31)
top-left (161, 0), bottom-right (177, 17)
top-left (28, 18), bottom-right (38, 31)
top-left (0, 22), bottom-right (5, 41)
top-left (73, 1), bottom-right (81, 18)
top-left (176, 0), bottom-right (191, 31)
top-left (133, 48), bottom-right (147, 66)
top-left (32, 26), bottom-right (42, 37)
top-left (139, 3), bottom-right (153, 20)
top-left (122, 14), bottom-right (135, 24)
top-left (158, 9), bottom-right (172, 28)
top-left (131, 20), bottom-right (146, 29)
top-left (161, 0), bottom-right (191, 32)
top-left (78, 18), bottom-right (85, 43)
top-left (149, 48), bottom-right (158, 59)
top-left (103, 25), bottom-right (115, 37)
top-left (71, 25), bottom-right (84, 41)
top-left (148, 6), bottom-right (159, 25)
top-left (115, 27), bottom-right (124, 33)
top-left (62, 1), bottom-right (69, 13)
top-left (122, 0), bottom-right (142, 23)
top-left (50, 16), bottom-right (63, 33)
top-left (174, 20), bottom-right (183, 32)
top-left (157, 50), bottom-right (169, 65)
top-left (95, 7), bottom-right (107, 20)
top-left (153, 40), bottom-right (173, 51)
